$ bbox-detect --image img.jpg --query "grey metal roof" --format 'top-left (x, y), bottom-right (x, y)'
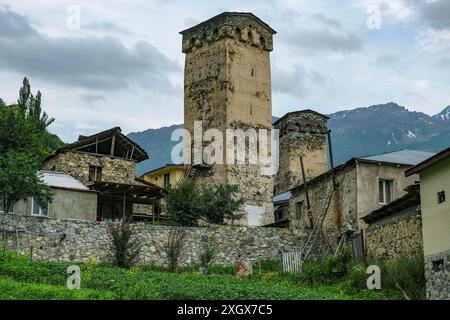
top-left (359, 149), bottom-right (436, 166)
top-left (273, 191), bottom-right (292, 203)
top-left (38, 171), bottom-right (89, 191)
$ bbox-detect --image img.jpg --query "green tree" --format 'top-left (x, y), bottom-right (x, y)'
top-left (0, 78), bottom-right (55, 213)
top-left (165, 180), bottom-right (244, 226)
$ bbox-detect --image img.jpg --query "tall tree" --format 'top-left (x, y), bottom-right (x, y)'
top-left (0, 78), bottom-right (54, 213)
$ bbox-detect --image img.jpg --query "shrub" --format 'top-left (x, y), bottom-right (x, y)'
top-left (108, 222), bottom-right (141, 269)
top-left (163, 227), bottom-right (186, 272)
top-left (198, 239), bottom-right (217, 274)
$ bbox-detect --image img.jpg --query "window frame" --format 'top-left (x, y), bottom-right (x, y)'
top-left (437, 191), bottom-right (446, 204)
top-left (89, 165), bottom-right (103, 182)
top-left (295, 201), bottom-right (304, 220)
top-left (31, 197), bottom-right (49, 217)
top-left (379, 179), bottom-right (394, 205)
top-left (163, 173), bottom-right (171, 189)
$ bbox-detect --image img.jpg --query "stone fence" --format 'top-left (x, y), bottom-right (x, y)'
top-left (0, 214), bottom-right (303, 267)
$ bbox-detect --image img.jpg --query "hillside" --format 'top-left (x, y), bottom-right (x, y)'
top-left (129, 103), bottom-right (450, 176)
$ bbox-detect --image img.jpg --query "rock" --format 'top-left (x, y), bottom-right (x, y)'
top-left (235, 260), bottom-right (253, 277)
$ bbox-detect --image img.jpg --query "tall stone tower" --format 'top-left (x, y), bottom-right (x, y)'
top-left (180, 12), bottom-right (276, 226)
top-left (274, 110), bottom-right (329, 194)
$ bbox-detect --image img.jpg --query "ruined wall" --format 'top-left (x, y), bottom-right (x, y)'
top-left (365, 208), bottom-right (423, 261)
top-left (274, 111), bottom-right (328, 194)
top-left (0, 214), bottom-right (303, 267)
top-left (182, 14), bottom-right (275, 226)
top-left (44, 151), bottom-right (136, 185)
top-left (289, 163), bottom-right (358, 249)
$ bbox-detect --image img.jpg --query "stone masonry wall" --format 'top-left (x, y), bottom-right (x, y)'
top-left (182, 14), bottom-right (275, 226)
top-left (290, 164), bottom-right (358, 249)
top-left (424, 249), bottom-right (450, 300)
top-left (365, 210), bottom-right (423, 261)
top-left (275, 111), bottom-right (328, 194)
top-left (44, 151), bottom-right (136, 185)
top-left (0, 214), bottom-right (303, 267)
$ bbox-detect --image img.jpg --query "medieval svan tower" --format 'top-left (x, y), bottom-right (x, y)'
top-left (274, 111), bottom-right (329, 194)
top-left (180, 12), bottom-right (276, 226)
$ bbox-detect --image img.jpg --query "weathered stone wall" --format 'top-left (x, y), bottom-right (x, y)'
top-left (274, 111), bottom-right (328, 194)
top-left (0, 214), bottom-right (303, 267)
top-left (424, 249), bottom-right (450, 300)
top-left (44, 151), bottom-right (136, 185)
top-left (290, 163), bottom-right (358, 249)
top-left (365, 209), bottom-right (423, 261)
top-left (182, 13), bottom-right (275, 226)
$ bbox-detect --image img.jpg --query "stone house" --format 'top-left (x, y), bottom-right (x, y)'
top-left (1, 171), bottom-right (97, 221)
top-left (405, 146), bottom-right (450, 300)
top-left (363, 184), bottom-right (423, 261)
top-left (287, 149), bottom-right (434, 252)
top-left (43, 127), bottom-right (163, 222)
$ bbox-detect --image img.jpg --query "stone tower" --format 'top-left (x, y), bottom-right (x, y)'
top-left (274, 110), bottom-right (329, 194)
top-left (180, 12), bottom-right (276, 226)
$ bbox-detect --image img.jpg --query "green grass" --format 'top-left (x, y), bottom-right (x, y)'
top-left (0, 247), bottom-right (420, 300)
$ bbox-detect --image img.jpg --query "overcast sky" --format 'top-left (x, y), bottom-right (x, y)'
top-left (0, 0), bottom-right (449, 142)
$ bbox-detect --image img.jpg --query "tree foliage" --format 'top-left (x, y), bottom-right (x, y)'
top-left (0, 78), bottom-right (55, 212)
top-left (165, 180), bottom-right (244, 226)
top-left (108, 222), bottom-right (142, 269)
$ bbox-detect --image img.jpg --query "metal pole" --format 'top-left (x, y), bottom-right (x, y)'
top-left (327, 130), bottom-right (337, 190)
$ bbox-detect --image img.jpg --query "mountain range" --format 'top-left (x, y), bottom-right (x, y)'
top-left (128, 102), bottom-right (450, 177)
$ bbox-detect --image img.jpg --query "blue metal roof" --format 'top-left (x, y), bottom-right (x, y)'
top-left (359, 149), bottom-right (436, 166)
top-left (273, 191), bottom-right (292, 203)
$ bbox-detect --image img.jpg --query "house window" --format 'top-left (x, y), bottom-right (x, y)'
top-left (31, 197), bottom-right (49, 217)
top-left (379, 179), bottom-right (393, 205)
top-left (164, 173), bottom-right (171, 189)
top-left (438, 191), bottom-right (446, 204)
top-left (89, 165), bottom-right (103, 182)
top-left (0, 197), bottom-right (14, 214)
top-left (295, 201), bottom-right (304, 220)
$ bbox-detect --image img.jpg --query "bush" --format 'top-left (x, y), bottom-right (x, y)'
top-left (165, 180), bottom-right (244, 226)
top-left (108, 222), bottom-right (141, 269)
top-left (163, 227), bottom-right (186, 272)
top-left (198, 239), bottom-right (217, 274)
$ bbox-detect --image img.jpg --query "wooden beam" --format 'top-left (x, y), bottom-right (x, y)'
top-left (111, 135), bottom-right (116, 156)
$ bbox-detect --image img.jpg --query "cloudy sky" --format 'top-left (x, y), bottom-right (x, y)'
top-left (0, 0), bottom-right (449, 142)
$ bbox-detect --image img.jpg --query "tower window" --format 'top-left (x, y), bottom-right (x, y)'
top-left (213, 27), bottom-right (219, 37)
top-left (260, 36), bottom-right (265, 47)
top-left (247, 31), bottom-right (253, 43)
top-left (190, 37), bottom-right (196, 46)
top-left (437, 191), bottom-right (445, 204)
top-left (235, 27), bottom-right (241, 39)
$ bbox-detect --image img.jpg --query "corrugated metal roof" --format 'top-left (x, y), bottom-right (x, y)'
top-left (273, 191), bottom-right (292, 203)
top-left (359, 149), bottom-right (436, 166)
top-left (38, 171), bottom-right (89, 191)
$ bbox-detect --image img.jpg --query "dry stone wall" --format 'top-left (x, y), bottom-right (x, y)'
top-left (0, 214), bottom-right (303, 267)
top-left (44, 151), bottom-right (136, 185)
top-left (365, 210), bottom-right (423, 261)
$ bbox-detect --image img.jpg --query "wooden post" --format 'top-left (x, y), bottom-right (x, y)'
top-left (300, 157), bottom-right (314, 229)
top-left (111, 135), bottom-right (116, 156)
top-left (327, 130), bottom-right (337, 191)
top-left (122, 192), bottom-right (126, 222)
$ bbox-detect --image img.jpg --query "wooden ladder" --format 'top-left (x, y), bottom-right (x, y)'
top-left (300, 186), bottom-right (334, 262)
